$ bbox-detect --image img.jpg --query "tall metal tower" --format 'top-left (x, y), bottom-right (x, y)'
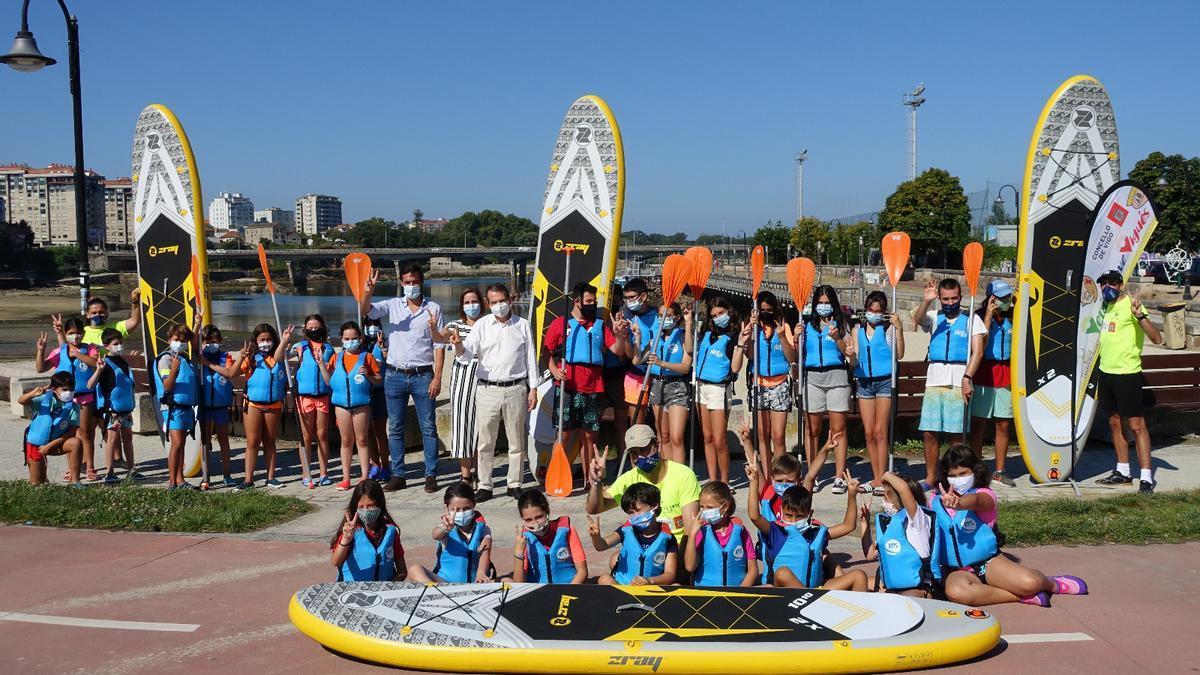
top-left (794, 150), bottom-right (807, 222)
top-left (903, 83), bottom-right (926, 181)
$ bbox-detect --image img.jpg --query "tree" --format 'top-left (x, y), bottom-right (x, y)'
top-left (878, 168), bottom-right (971, 264)
top-left (789, 216), bottom-right (831, 261)
top-left (347, 217), bottom-right (393, 248)
top-left (1128, 151), bottom-right (1200, 253)
top-left (827, 220), bottom-right (874, 266)
top-left (412, 209), bottom-right (424, 228)
top-left (753, 220), bottom-right (791, 263)
top-left (695, 233), bottom-right (725, 245)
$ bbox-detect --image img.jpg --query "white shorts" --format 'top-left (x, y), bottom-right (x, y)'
top-left (697, 382), bottom-right (732, 411)
top-left (805, 382), bottom-right (851, 414)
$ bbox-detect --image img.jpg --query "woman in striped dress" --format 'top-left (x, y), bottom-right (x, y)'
top-left (444, 288), bottom-right (483, 486)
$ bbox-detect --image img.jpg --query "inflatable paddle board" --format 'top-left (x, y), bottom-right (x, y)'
top-left (1012, 76), bottom-right (1119, 483)
top-left (290, 583), bottom-right (999, 674)
top-left (131, 104), bottom-right (211, 477)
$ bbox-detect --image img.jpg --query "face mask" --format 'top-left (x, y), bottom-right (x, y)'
top-left (490, 302), bottom-right (510, 318)
top-left (526, 518), bottom-right (550, 536)
top-left (865, 311), bottom-right (884, 325)
top-left (773, 481), bottom-right (795, 496)
top-left (699, 507), bottom-right (724, 525)
top-left (356, 507), bottom-right (382, 528)
top-left (169, 340), bottom-right (184, 353)
top-left (784, 517), bottom-right (811, 532)
top-left (343, 339), bottom-right (361, 351)
top-left (1101, 286), bottom-right (1120, 303)
top-left (258, 341), bottom-right (274, 353)
top-left (634, 451), bottom-right (660, 473)
top-left (57, 390), bottom-right (74, 403)
top-left (305, 327), bottom-right (326, 342)
top-left (580, 304), bottom-right (598, 321)
top-left (626, 298), bottom-right (643, 312)
top-left (816, 303), bottom-right (833, 317)
top-left (941, 302), bottom-right (961, 315)
top-left (996, 299), bottom-right (1012, 312)
top-left (712, 313), bottom-right (731, 329)
top-left (452, 509), bottom-right (476, 527)
top-left (89, 315), bottom-right (106, 326)
top-left (402, 284), bottom-right (422, 300)
top-left (203, 344), bottom-right (220, 356)
top-left (758, 310), bottom-right (775, 324)
top-left (948, 474), bottom-right (975, 493)
top-left (365, 325), bottom-right (380, 337)
top-left (661, 317), bottom-right (676, 331)
top-left (108, 344), bottom-right (125, 356)
top-left (629, 510), bottom-right (656, 530)
top-left (881, 500), bottom-right (899, 516)
top-left (463, 303), bottom-right (481, 318)
top-left (66, 334), bottom-right (81, 346)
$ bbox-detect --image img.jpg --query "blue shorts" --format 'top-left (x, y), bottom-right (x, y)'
top-left (855, 376), bottom-right (892, 399)
top-left (199, 406), bottom-right (230, 426)
top-left (370, 388), bottom-right (388, 420)
top-left (918, 386), bottom-right (965, 434)
top-left (163, 405), bottom-right (196, 432)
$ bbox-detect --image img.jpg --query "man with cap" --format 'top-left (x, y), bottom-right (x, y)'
top-left (1093, 270), bottom-right (1163, 492)
top-left (969, 279), bottom-right (1018, 486)
top-left (586, 424), bottom-right (700, 544)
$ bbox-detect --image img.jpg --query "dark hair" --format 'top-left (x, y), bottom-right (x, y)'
top-left (781, 484), bottom-right (813, 514)
top-left (937, 444), bottom-right (991, 491)
top-left (339, 321), bottom-right (362, 338)
top-left (63, 317), bottom-right (84, 333)
top-left (893, 475), bottom-right (928, 508)
top-left (807, 284), bottom-right (848, 334)
top-left (252, 322), bottom-right (280, 346)
top-left (400, 263), bottom-right (425, 281)
top-left (361, 315), bottom-right (382, 328)
top-left (100, 328), bottom-right (123, 346)
top-left (701, 481), bottom-right (736, 516)
top-left (485, 283), bottom-right (511, 300)
top-left (610, 283), bottom-right (624, 312)
top-left (572, 282), bottom-right (598, 301)
top-left (755, 290), bottom-right (781, 325)
top-left (202, 325), bottom-right (222, 342)
top-left (329, 479), bottom-right (395, 548)
top-left (620, 482), bottom-right (662, 517)
top-left (864, 290), bottom-right (888, 311)
top-left (624, 278), bottom-right (648, 295)
top-left (517, 488), bottom-right (550, 515)
top-left (49, 371), bottom-right (74, 389)
top-left (706, 295), bottom-right (738, 333)
top-left (86, 297), bottom-right (108, 311)
top-left (770, 453), bottom-right (802, 477)
top-left (459, 287), bottom-right (483, 321)
top-left (444, 481), bottom-right (477, 505)
top-left (167, 323), bottom-right (194, 342)
top-left (938, 278), bottom-right (962, 293)
top-left (303, 313), bottom-right (327, 329)
top-left (663, 302), bottom-right (682, 322)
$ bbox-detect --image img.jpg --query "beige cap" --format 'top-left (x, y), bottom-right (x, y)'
top-left (624, 424), bottom-right (656, 451)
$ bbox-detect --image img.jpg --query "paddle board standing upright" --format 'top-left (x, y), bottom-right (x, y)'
top-left (528, 96), bottom-right (624, 454)
top-left (1011, 76), bottom-right (1120, 485)
top-left (131, 104), bottom-right (210, 478)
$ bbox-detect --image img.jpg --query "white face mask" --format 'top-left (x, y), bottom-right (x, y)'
top-left (881, 499), bottom-right (899, 516)
top-left (107, 344), bottom-right (124, 356)
top-left (490, 302), bottom-right (510, 318)
top-left (258, 341), bottom-right (274, 353)
top-left (462, 303), bottom-right (481, 319)
top-left (699, 507), bottom-right (723, 524)
top-left (865, 311), bottom-right (884, 325)
top-left (526, 518), bottom-right (550, 535)
top-left (401, 284), bottom-right (422, 300)
top-left (948, 474), bottom-right (976, 494)
top-left (66, 334), bottom-right (81, 345)
top-left (57, 390), bottom-right (74, 403)
top-left (168, 340), bottom-right (184, 353)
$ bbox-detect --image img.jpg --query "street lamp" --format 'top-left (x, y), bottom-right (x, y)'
top-left (2, 0), bottom-right (91, 316)
top-left (994, 184), bottom-right (1019, 243)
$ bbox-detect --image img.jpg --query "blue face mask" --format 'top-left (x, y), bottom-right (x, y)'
top-left (816, 303), bottom-right (833, 317)
top-left (463, 303), bottom-right (481, 319)
top-left (634, 451), bottom-right (660, 473)
top-left (203, 344), bottom-right (220, 356)
top-left (773, 481), bottom-right (795, 496)
top-left (89, 315), bottom-right (106, 326)
top-left (343, 339), bottom-right (361, 351)
top-left (712, 313), bottom-right (731, 329)
top-left (1101, 286), bottom-right (1120, 303)
top-left (626, 298), bottom-right (643, 312)
top-left (661, 318), bottom-right (676, 332)
top-left (941, 302), bottom-right (961, 315)
top-left (629, 510), bottom-right (656, 530)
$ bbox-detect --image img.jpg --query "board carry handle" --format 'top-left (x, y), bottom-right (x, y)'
top-left (615, 603), bottom-right (657, 614)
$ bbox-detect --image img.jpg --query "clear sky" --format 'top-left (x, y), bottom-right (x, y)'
top-left (3, 1), bottom-right (1197, 235)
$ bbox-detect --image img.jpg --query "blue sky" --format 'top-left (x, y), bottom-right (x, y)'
top-left (3, 1), bottom-right (1198, 235)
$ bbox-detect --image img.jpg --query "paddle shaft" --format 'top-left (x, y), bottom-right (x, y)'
top-left (555, 251), bottom-right (573, 447)
top-left (963, 293), bottom-right (975, 435)
top-left (689, 314), bottom-right (698, 470)
top-left (888, 284), bottom-right (898, 473)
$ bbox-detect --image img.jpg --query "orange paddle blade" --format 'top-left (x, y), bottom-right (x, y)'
top-left (343, 252), bottom-right (373, 305)
top-left (963, 242), bottom-right (984, 296)
top-left (257, 243), bottom-right (275, 295)
top-left (750, 245), bottom-right (765, 296)
top-left (786, 257), bottom-right (816, 309)
top-left (545, 442), bottom-right (573, 498)
top-left (660, 254), bottom-right (693, 306)
top-left (881, 232), bottom-right (911, 288)
top-left (685, 246), bottom-right (713, 297)
top-left (189, 255), bottom-right (203, 311)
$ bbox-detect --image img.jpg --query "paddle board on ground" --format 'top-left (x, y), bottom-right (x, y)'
top-left (1012, 75), bottom-right (1119, 484)
top-left (131, 104), bottom-right (211, 477)
top-left (290, 582), bottom-right (1000, 674)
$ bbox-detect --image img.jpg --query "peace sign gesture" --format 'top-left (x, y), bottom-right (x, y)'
top-left (365, 269), bottom-right (380, 294)
top-left (937, 484), bottom-right (961, 510)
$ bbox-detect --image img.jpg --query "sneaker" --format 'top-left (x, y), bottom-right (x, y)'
top-left (129, 471), bottom-right (147, 481)
top-left (319, 475), bottom-right (333, 487)
top-left (1048, 575), bottom-right (1088, 595)
top-left (112, 458), bottom-right (127, 470)
top-left (103, 472), bottom-right (120, 484)
top-left (301, 477), bottom-right (313, 489)
top-left (424, 476), bottom-right (438, 493)
top-left (383, 476), bottom-right (406, 492)
top-left (266, 479), bottom-right (284, 489)
top-left (1019, 592), bottom-right (1051, 608)
top-left (368, 465), bottom-right (381, 480)
top-left (235, 482), bottom-right (254, 491)
top-left (506, 486), bottom-right (521, 499)
top-left (1138, 480), bottom-right (1155, 494)
top-left (376, 469), bottom-right (392, 482)
top-left (993, 471), bottom-right (1016, 487)
top-left (180, 481), bottom-right (198, 491)
top-left (336, 480), bottom-right (352, 491)
top-left (1096, 470), bottom-right (1133, 485)
top-left (919, 480), bottom-right (934, 492)
top-left (830, 478), bottom-right (848, 495)
top-left (476, 488), bottom-right (493, 503)
top-left (223, 476), bottom-right (238, 488)
top-left (166, 484), bottom-right (180, 492)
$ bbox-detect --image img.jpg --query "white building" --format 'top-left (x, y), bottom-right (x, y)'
top-left (0, 163), bottom-right (106, 246)
top-left (208, 191), bottom-right (255, 231)
top-left (295, 194), bottom-right (342, 236)
top-left (253, 207), bottom-right (294, 228)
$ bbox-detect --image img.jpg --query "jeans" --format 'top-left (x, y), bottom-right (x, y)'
top-left (384, 369), bottom-right (439, 478)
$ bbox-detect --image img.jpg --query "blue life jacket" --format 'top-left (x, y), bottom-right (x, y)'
top-left (761, 523), bottom-right (828, 586)
top-left (649, 327), bottom-right (686, 377)
top-left (26, 392), bottom-right (76, 446)
top-left (433, 514), bottom-right (489, 584)
top-left (984, 317), bottom-right (1012, 362)
top-left (874, 507), bottom-right (942, 591)
top-left (154, 351), bottom-right (198, 406)
top-left (803, 323), bottom-right (846, 369)
top-left (614, 522), bottom-right (672, 584)
top-left (330, 350), bottom-right (372, 409)
top-left (693, 519), bottom-right (750, 587)
top-left (369, 342), bottom-right (386, 390)
top-left (523, 516), bottom-right (577, 583)
top-left (854, 325), bottom-right (893, 379)
top-left (565, 319), bottom-right (606, 366)
top-left (295, 342), bottom-right (334, 396)
top-left (752, 327), bottom-right (790, 377)
top-left (245, 353), bottom-right (287, 404)
top-left (695, 331), bottom-right (734, 384)
top-left (97, 357), bottom-right (136, 414)
top-left (927, 313), bottom-right (969, 364)
top-left (628, 310), bottom-right (658, 375)
top-left (338, 524), bottom-right (399, 582)
top-left (55, 347), bottom-right (95, 395)
top-left (200, 351), bottom-right (234, 408)
top-left (931, 492), bottom-right (999, 569)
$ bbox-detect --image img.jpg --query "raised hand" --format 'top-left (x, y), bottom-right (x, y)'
top-left (739, 320), bottom-right (752, 342)
top-left (586, 515), bottom-right (601, 537)
top-left (986, 295), bottom-right (998, 315)
top-left (281, 324), bottom-right (296, 344)
top-left (51, 314), bottom-right (64, 335)
top-left (342, 511), bottom-right (358, 538)
top-left (923, 278), bottom-right (937, 302)
top-left (683, 304), bottom-right (693, 325)
top-left (938, 484), bottom-right (961, 509)
top-left (743, 455), bottom-right (759, 483)
top-left (589, 451), bottom-right (607, 483)
top-left (440, 513), bottom-right (454, 532)
top-left (1129, 296), bottom-right (1144, 315)
top-left (514, 524), bottom-right (528, 553)
top-left (447, 329), bottom-right (461, 345)
top-left (240, 341), bottom-right (252, 358)
top-left (130, 288), bottom-right (141, 304)
top-left (365, 269), bottom-right (380, 294)
top-left (842, 469), bottom-right (860, 496)
top-left (36, 331), bottom-right (47, 351)
top-left (822, 431), bottom-right (844, 451)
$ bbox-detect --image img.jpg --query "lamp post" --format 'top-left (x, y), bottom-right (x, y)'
top-left (2, 0), bottom-right (90, 316)
top-left (1158, 171), bottom-right (1194, 299)
top-left (994, 184), bottom-right (1019, 243)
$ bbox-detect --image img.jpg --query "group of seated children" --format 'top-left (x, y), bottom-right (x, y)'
top-left (330, 442), bottom-right (1088, 608)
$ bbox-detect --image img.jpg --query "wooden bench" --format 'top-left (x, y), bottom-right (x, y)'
top-left (1140, 353), bottom-right (1200, 410)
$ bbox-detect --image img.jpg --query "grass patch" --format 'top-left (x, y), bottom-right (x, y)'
top-left (1000, 489), bottom-right (1200, 547)
top-left (0, 480), bottom-right (313, 533)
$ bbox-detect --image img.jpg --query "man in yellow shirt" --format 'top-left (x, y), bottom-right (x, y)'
top-left (82, 289), bottom-right (142, 348)
top-left (1093, 271), bottom-right (1163, 492)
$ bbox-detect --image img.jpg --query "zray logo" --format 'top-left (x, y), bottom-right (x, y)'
top-left (554, 240), bottom-right (591, 255)
top-left (148, 245), bottom-right (180, 257)
top-left (575, 123), bottom-right (594, 145)
top-left (1071, 106), bottom-right (1095, 130)
top-left (550, 594), bottom-right (577, 627)
top-left (339, 591), bottom-right (381, 608)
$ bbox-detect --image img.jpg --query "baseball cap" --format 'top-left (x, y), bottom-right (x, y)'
top-left (1096, 270), bottom-right (1123, 286)
top-left (987, 279), bottom-right (1013, 298)
top-left (624, 424), bottom-right (656, 451)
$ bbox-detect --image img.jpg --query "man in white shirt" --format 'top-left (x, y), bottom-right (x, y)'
top-left (451, 284), bottom-right (539, 501)
top-left (913, 277), bottom-right (986, 490)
